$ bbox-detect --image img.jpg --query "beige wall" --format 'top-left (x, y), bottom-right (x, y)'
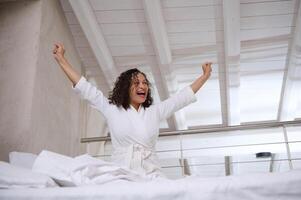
top-left (0, 0), bottom-right (85, 161)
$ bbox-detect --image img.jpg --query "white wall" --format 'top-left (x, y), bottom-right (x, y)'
top-left (0, 0), bottom-right (85, 161)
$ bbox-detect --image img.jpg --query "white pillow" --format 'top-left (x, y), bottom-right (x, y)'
top-left (0, 161), bottom-right (58, 189)
top-left (9, 151), bottom-right (37, 169)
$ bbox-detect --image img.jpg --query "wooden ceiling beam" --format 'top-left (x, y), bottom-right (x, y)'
top-left (278, 1), bottom-right (301, 121)
top-left (222, 0), bottom-right (241, 125)
top-left (143, 0), bottom-right (188, 130)
top-left (69, 0), bottom-right (118, 88)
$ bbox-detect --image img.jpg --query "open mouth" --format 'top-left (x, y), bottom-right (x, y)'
top-left (136, 91), bottom-right (146, 98)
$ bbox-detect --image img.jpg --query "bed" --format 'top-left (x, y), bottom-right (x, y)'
top-left (1, 151), bottom-right (301, 200)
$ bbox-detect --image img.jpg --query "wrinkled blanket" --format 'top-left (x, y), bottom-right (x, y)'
top-left (32, 150), bottom-right (146, 186)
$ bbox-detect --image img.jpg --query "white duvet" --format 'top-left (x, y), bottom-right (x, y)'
top-left (32, 150), bottom-right (145, 186)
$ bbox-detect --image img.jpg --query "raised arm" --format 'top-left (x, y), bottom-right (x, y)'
top-left (157, 62), bottom-right (212, 120)
top-left (53, 43), bottom-right (81, 86)
top-left (190, 62), bottom-right (212, 93)
top-left (53, 43), bottom-right (110, 115)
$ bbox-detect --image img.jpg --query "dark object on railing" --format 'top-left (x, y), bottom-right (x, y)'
top-left (225, 156), bottom-right (232, 176)
top-left (256, 152), bottom-right (272, 158)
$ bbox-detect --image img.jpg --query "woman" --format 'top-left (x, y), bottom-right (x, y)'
top-left (53, 43), bottom-right (212, 179)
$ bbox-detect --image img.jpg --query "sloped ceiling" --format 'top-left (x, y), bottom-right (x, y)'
top-left (60, 0), bottom-right (301, 131)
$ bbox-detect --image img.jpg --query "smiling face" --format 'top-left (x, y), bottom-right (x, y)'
top-left (129, 73), bottom-right (149, 110)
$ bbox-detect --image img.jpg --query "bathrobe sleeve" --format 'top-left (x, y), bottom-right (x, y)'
top-left (156, 86), bottom-right (197, 120)
top-left (73, 76), bottom-right (110, 116)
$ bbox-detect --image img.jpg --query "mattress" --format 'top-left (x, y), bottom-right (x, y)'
top-left (1, 169), bottom-right (301, 200)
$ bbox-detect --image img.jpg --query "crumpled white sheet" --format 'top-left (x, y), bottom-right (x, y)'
top-left (32, 150), bottom-right (146, 186)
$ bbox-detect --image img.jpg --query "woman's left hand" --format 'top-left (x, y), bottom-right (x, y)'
top-left (202, 62), bottom-right (212, 79)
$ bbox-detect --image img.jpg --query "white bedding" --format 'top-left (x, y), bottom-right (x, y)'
top-left (1, 169), bottom-right (301, 200)
top-left (9, 152), bottom-right (37, 169)
top-left (32, 150), bottom-right (145, 186)
top-left (0, 161), bottom-right (57, 189)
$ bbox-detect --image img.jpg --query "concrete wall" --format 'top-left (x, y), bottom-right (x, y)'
top-left (0, 0), bottom-right (85, 161)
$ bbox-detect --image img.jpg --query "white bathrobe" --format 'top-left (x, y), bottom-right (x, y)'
top-left (74, 76), bottom-right (197, 179)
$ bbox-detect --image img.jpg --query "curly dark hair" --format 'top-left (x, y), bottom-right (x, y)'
top-left (108, 68), bottom-right (153, 110)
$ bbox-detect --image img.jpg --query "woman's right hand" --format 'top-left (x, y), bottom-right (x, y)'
top-left (53, 43), bottom-right (65, 62)
top-left (52, 42), bottom-right (81, 85)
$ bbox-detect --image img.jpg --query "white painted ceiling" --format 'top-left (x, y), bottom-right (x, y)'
top-left (59, 0), bottom-right (301, 131)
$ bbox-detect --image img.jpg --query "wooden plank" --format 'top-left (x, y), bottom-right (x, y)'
top-left (94, 10), bottom-right (146, 23)
top-left (168, 31), bottom-right (223, 44)
top-left (241, 0), bottom-right (295, 17)
top-left (241, 14), bottom-right (293, 30)
top-left (109, 45), bottom-right (154, 56)
top-left (89, 0), bottom-right (143, 10)
top-left (162, 0), bottom-right (222, 8)
top-left (166, 19), bottom-right (223, 33)
top-left (163, 6), bottom-right (222, 21)
top-left (105, 34), bottom-right (152, 46)
top-left (241, 27), bottom-right (291, 41)
top-left (100, 23), bottom-right (149, 35)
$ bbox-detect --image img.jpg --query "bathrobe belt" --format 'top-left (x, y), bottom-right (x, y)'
top-left (125, 144), bottom-right (154, 174)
